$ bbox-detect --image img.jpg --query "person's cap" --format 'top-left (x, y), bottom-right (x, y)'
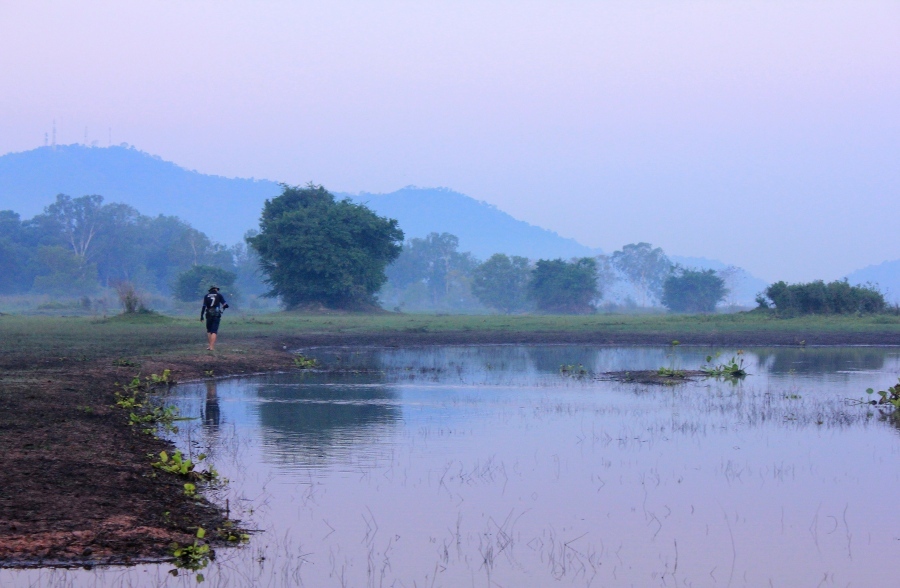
top-left (208, 285), bottom-right (219, 292)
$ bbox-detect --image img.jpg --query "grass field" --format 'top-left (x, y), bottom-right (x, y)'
top-left (3, 310), bottom-right (900, 362)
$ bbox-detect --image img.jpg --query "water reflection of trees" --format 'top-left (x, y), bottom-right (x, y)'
top-left (525, 346), bottom-right (703, 374)
top-left (525, 346), bottom-right (599, 373)
top-left (752, 348), bottom-right (887, 374)
top-left (376, 346), bottom-right (534, 375)
top-left (254, 377), bottom-right (400, 463)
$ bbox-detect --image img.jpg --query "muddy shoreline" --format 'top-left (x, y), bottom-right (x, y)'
top-left (1, 326), bottom-right (899, 568)
top-left (0, 343), bottom-right (291, 569)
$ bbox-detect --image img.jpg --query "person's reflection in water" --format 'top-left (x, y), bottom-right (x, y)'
top-left (204, 380), bottom-right (221, 428)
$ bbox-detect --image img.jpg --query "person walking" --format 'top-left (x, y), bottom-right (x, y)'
top-left (201, 286), bottom-right (228, 351)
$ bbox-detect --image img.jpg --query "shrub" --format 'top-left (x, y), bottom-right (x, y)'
top-left (761, 279), bottom-right (885, 315)
top-left (114, 281), bottom-right (147, 314)
top-left (661, 268), bottom-right (727, 313)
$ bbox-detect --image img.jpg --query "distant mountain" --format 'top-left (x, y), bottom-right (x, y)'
top-left (343, 187), bottom-right (598, 260)
top-left (0, 144), bottom-right (281, 245)
top-left (0, 145), bottom-right (598, 259)
top-left (0, 145), bottom-right (770, 303)
top-left (846, 260), bottom-right (900, 304)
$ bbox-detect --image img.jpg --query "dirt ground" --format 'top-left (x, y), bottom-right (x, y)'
top-left (1, 325), bottom-right (898, 568)
top-left (0, 341), bottom-right (291, 568)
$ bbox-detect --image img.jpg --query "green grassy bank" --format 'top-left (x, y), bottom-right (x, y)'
top-left (2, 311), bottom-right (900, 362)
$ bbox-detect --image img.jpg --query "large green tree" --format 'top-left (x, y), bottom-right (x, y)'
top-left (529, 257), bottom-right (598, 314)
top-left (661, 268), bottom-right (728, 313)
top-left (248, 184), bottom-right (404, 309)
top-left (471, 253), bottom-right (532, 314)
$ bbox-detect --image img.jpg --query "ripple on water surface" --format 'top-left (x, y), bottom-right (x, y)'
top-left (4, 345), bottom-right (900, 587)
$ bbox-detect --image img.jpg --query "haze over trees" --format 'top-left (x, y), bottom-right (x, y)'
top-left (529, 258), bottom-right (599, 314)
top-left (661, 268), bottom-right (728, 313)
top-left (611, 242), bottom-right (673, 306)
top-left (6, 188), bottom-right (885, 318)
top-left (379, 237), bottom-right (746, 315)
top-left (0, 146), bottom-right (597, 261)
top-left (382, 232), bottom-right (480, 311)
top-left (471, 254), bottom-right (532, 314)
top-left (0, 194), bottom-right (239, 299)
top-left (174, 265), bottom-right (238, 303)
top-left (0, 146), bottom-right (793, 308)
top-left (248, 184), bottom-right (404, 310)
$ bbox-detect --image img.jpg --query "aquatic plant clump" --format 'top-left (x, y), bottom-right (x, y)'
top-left (559, 363), bottom-right (588, 377)
top-left (292, 354), bottom-right (320, 369)
top-left (170, 527), bottom-right (211, 571)
top-left (701, 351), bottom-right (748, 379)
top-left (656, 366), bottom-right (686, 378)
top-left (865, 378), bottom-right (900, 409)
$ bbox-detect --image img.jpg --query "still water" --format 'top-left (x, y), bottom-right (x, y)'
top-left (6, 346), bottom-right (900, 587)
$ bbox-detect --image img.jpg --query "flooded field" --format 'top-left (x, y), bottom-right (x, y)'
top-left (5, 345), bottom-right (900, 587)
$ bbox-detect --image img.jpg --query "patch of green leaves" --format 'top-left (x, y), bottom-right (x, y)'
top-left (170, 527), bottom-right (211, 571)
top-left (293, 354), bottom-right (319, 369)
top-left (153, 450), bottom-right (195, 477)
top-left (656, 366), bottom-right (686, 378)
top-left (114, 370), bottom-right (184, 434)
top-left (866, 378), bottom-right (900, 409)
top-left (148, 369), bottom-right (172, 385)
top-left (701, 351), bottom-right (748, 379)
top-left (152, 451), bottom-right (223, 484)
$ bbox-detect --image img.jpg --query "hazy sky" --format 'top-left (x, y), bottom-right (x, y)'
top-left (1, 1), bottom-right (898, 281)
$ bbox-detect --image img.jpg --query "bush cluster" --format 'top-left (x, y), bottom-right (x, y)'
top-left (760, 280), bottom-right (885, 315)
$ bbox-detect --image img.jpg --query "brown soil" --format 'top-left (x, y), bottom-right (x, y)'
top-left (0, 343), bottom-right (290, 568)
top-left (1, 327), bottom-right (898, 568)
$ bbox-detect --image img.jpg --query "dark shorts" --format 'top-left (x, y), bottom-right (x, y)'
top-left (206, 316), bottom-right (221, 334)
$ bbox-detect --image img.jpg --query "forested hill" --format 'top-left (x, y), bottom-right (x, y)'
top-left (0, 145), bottom-right (281, 245)
top-left (343, 187), bottom-right (597, 260)
top-left (0, 145), bottom-right (597, 258)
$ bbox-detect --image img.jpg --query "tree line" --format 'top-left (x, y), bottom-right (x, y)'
top-left (2, 185), bottom-right (888, 316)
top-left (248, 185), bottom-right (731, 314)
top-left (382, 239), bottom-right (730, 314)
top-left (756, 280), bottom-right (885, 315)
top-left (0, 194), bottom-right (265, 304)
